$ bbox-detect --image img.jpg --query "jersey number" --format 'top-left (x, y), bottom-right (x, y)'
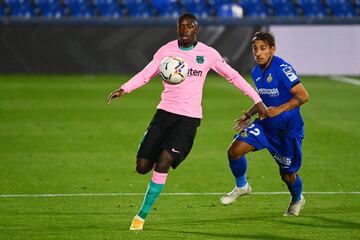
top-left (246, 124), bottom-right (260, 136)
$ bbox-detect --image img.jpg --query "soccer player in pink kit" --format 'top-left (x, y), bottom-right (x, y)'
top-left (107, 13), bottom-right (267, 230)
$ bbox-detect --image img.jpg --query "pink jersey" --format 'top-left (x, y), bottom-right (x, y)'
top-left (120, 40), bottom-right (261, 118)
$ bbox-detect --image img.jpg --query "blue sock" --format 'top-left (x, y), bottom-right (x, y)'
top-left (286, 175), bottom-right (303, 202)
top-left (229, 156), bottom-right (247, 188)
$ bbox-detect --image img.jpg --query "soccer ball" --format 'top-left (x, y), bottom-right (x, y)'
top-left (159, 56), bottom-right (188, 84)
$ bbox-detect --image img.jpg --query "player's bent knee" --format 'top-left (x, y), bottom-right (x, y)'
top-left (228, 140), bottom-right (255, 160)
top-left (136, 166), bottom-right (150, 174)
top-left (227, 145), bottom-right (244, 160)
top-left (281, 173), bottom-right (296, 184)
top-left (136, 158), bottom-right (153, 174)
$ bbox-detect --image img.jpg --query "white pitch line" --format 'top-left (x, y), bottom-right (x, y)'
top-left (330, 76), bottom-right (360, 86)
top-left (0, 192), bottom-right (360, 198)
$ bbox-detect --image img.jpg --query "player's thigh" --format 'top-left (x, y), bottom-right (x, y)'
top-left (231, 121), bottom-right (268, 157)
top-left (276, 136), bottom-right (303, 175)
top-left (162, 117), bottom-right (201, 168)
top-left (137, 111), bottom-right (170, 162)
top-left (228, 139), bottom-right (256, 159)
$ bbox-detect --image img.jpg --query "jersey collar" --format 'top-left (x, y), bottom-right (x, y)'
top-left (178, 41), bottom-right (197, 51)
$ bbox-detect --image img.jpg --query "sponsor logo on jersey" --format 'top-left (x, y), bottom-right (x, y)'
top-left (273, 153), bottom-right (291, 166)
top-left (258, 88), bottom-right (279, 97)
top-left (196, 56), bottom-right (204, 64)
top-left (267, 73), bottom-right (273, 83)
top-left (255, 77), bottom-right (261, 82)
top-left (188, 68), bottom-right (203, 77)
top-left (282, 66), bottom-right (298, 82)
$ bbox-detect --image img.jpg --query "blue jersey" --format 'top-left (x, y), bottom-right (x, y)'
top-left (251, 56), bottom-right (303, 137)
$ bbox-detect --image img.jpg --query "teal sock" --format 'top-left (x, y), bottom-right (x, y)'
top-left (138, 181), bottom-right (164, 219)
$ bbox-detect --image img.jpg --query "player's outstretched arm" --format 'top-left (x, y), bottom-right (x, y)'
top-left (267, 83), bottom-right (309, 117)
top-left (107, 89), bottom-right (126, 104)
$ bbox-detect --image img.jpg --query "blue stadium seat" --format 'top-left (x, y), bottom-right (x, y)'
top-left (152, 0), bottom-right (178, 10)
top-left (40, 3), bottom-right (66, 18)
top-left (94, 1), bottom-right (125, 18)
top-left (10, 3), bottom-right (36, 17)
top-left (156, 4), bottom-right (182, 18)
top-left (63, 0), bottom-right (88, 7)
top-left (5, 0), bottom-right (31, 7)
top-left (237, 0), bottom-right (263, 10)
top-left (123, 0), bottom-right (147, 9)
top-left (244, 4), bottom-right (271, 17)
top-left (67, 2), bottom-right (95, 18)
top-left (0, 5), bottom-right (4, 16)
top-left (208, 0), bottom-right (233, 7)
top-left (207, 0), bottom-right (234, 9)
top-left (126, 4), bottom-right (153, 17)
top-left (181, 0), bottom-right (206, 10)
top-left (216, 3), bottom-right (244, 18)
top-left (274, 5), bottom-right (298, 17)
top-left (235, 0), bottom-right (270, 17)
top-left (181, 0), bottom-right (213, 18)
top-left (298, 1), bottom-right (328, 17)
top-left (151, 0), bottom-right (180, 17)
top-left (268, 0), bottom-right (288, 7)
top-left (331, 5), bottom-right (356, 17)
top-left (326, 0), bottom-right (356, 17)
top-left (268, 0), bottom-right (299, 17)
top-left (123, 0), bottom-right (153, 17)
top-left (93, 0), bottom-right (112, 8)
top-left (355, 0), bottom-right (360, 16)
top-left (297, 0), bottom-right (321, 7)
top-left (34, 0), bottom-right (58, 5)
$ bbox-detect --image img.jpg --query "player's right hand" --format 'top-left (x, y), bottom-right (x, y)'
top-left (234, 111), bottom-right (251, 132)
top-left (107, 89), bottom-right (125, 104)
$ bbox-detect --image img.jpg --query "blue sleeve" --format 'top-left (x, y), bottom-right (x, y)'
top-left (277, 64), bottom-right (300, 91)
top-left (250, 66), bottom-right (257, 85)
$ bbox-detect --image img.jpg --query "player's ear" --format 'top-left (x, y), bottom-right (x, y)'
top-left (271, 46), bottom-right (276, 54)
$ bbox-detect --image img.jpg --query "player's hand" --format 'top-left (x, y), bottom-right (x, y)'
top-left (234, 111), bottom-right (252, 132)
top-left (107, 89), bottom-right (125, 104)
top-left (255, 102), bottom-right (267, 120)
top-left (267, 106), bottom-right (285, 118)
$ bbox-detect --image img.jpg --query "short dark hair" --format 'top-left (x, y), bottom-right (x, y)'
top-left (252, 32), bottom-right (275, 47)
top-left (177, 13), bottom-right (198, 26)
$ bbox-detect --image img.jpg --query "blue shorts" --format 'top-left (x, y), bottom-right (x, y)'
top-left (235, 119), bottom-right (304, 174)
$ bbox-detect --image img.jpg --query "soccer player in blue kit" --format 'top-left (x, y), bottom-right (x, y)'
top-left (220, 32), bottom-right (309, 216)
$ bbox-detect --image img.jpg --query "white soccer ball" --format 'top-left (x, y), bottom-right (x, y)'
top-left (159, 56), bottom-right (188, 84)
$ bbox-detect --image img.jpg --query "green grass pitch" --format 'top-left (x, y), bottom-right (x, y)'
top-left (0, 74), bottom-right (359, 239)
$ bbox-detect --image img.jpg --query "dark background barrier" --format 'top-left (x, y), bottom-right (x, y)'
top-left (0, 21), bottom-right (262, 74)
top-left (1, 16), bottom-right (359, 74)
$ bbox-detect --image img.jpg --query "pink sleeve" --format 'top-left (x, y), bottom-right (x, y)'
top-left (120, 51), bottom-right (162, 93)
top-left (211, 57), bottom-right (262, 104)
